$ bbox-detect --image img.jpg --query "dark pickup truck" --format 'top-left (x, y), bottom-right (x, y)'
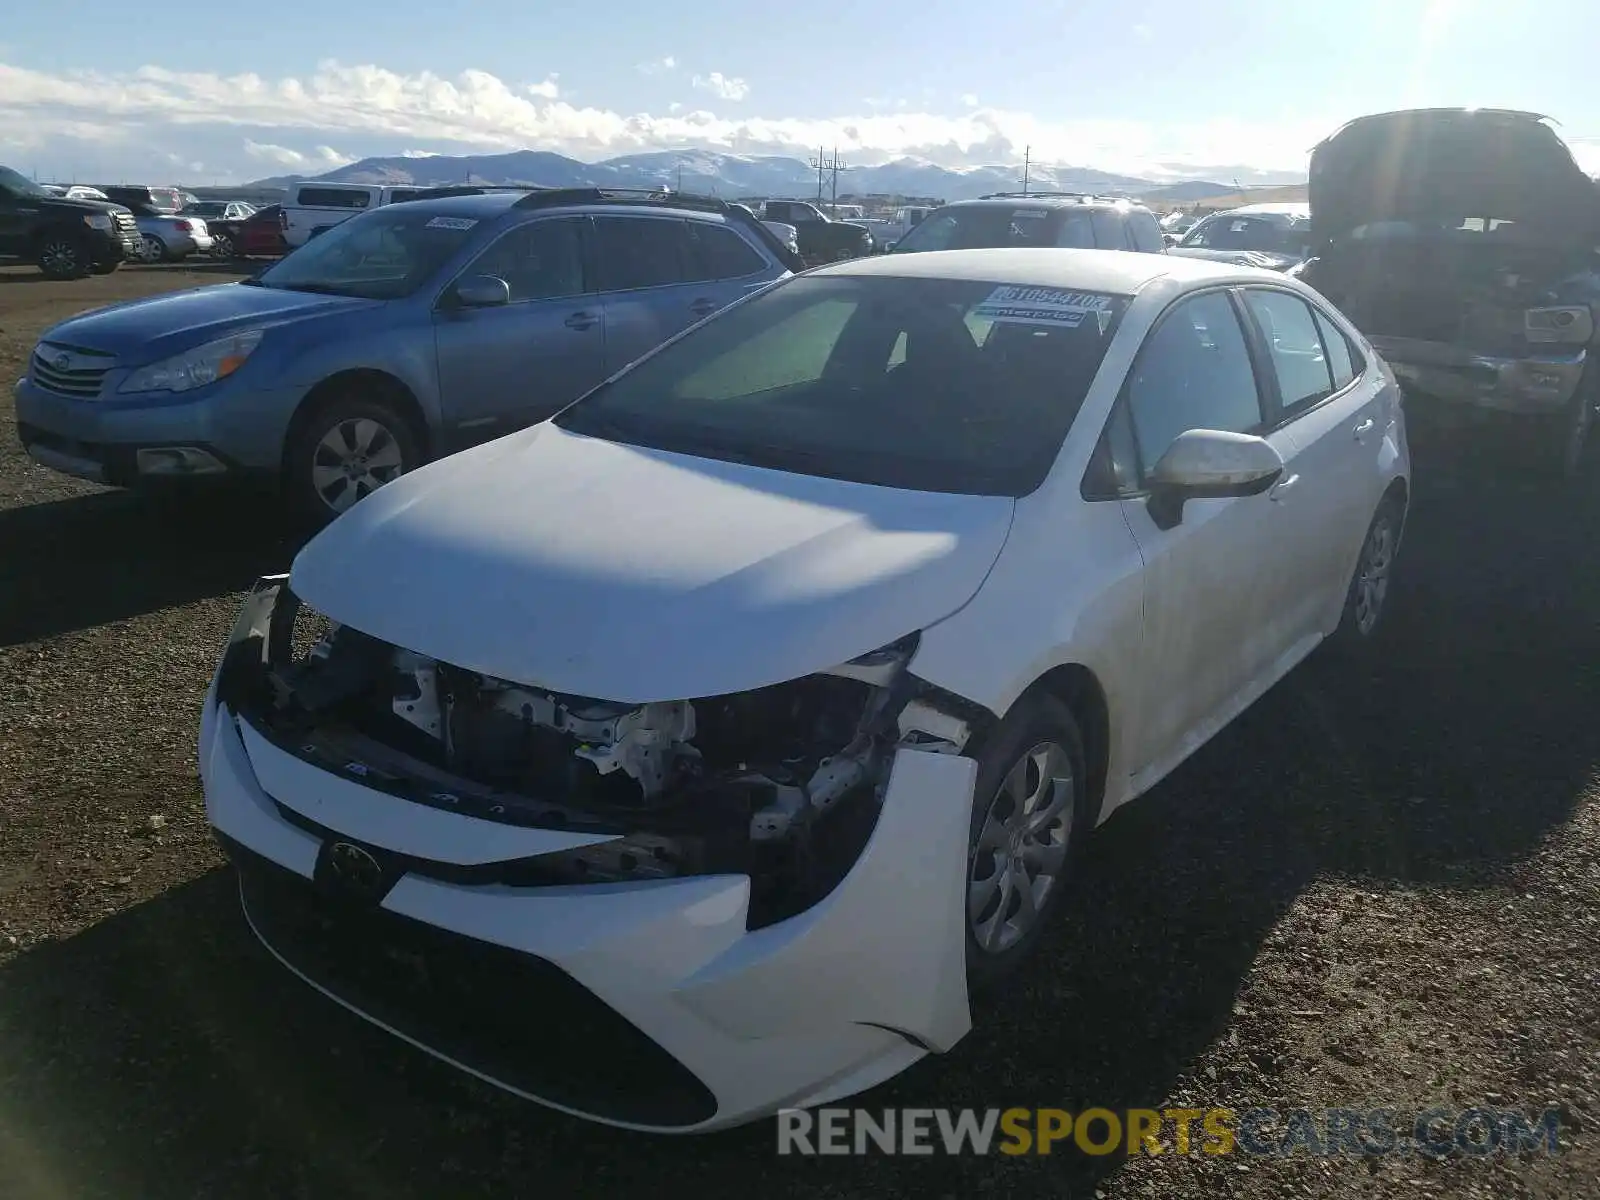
top-left (0, 165), bottom-right (139, 279)
top-left (761, 199), bottom-right (874, 264)
top-left (1299, 108), bottom-right (1600, 476)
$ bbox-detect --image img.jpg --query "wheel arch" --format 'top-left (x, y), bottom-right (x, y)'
top-left (28, 224), bottom-right (86, 257)
top-left (281, 369), bottom-right (431, 479)
top-left (1005, 664), bottom-right (1112, 827)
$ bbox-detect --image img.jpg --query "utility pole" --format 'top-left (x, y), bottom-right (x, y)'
top-left (809, 146), bottom-right (847, 210)
top-left (676, 164), bottom-right (684, 191)
top-left (1020, 146), bottom-right (1031, 194)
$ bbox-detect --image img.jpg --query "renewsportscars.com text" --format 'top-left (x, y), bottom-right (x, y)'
top-left (775, 1106), bottom-right (1564, 1157)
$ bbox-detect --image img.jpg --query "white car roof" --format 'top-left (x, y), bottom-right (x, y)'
top-left (812, 246), bottom-right (1272, 293)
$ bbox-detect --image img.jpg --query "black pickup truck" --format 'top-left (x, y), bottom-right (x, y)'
top-left (761, 199), bottom-right (874, 264)
top-left (0, 165), bottom-right (139, 278)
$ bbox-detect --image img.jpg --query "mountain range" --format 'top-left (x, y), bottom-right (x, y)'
top-left (247, 148), bottom-right (1303, 203)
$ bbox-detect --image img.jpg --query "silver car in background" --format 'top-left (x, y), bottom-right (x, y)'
top-left (100, 184), bottom-right (215, 262)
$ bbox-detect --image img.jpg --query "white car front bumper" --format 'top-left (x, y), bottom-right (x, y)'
top-left (199, 685), bottom-right (978, 1133)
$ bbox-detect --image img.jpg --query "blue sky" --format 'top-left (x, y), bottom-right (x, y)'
top-left (4, 0), bottom-right (1600, 183)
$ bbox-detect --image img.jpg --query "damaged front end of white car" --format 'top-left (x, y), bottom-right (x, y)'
top-left (202, 573), bottom-right (991, 1132)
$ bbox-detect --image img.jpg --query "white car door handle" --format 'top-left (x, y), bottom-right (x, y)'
top-left (1269, 473), bottom-right (1300, 501)
top-left (1353, 418), bottom-right (1375, 439)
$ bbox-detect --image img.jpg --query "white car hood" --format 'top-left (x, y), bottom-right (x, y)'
top-left (290, 424), bottom-right (1016, 703)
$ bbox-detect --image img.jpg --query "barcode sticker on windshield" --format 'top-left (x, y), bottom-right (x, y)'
top-left (426, 216), bottom-right (478, 230)
top-left (974, 285), bottom-right (1113, 328)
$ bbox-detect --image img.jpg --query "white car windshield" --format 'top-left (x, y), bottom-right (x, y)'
top-left (556, 274), bottom-right (1130, 496)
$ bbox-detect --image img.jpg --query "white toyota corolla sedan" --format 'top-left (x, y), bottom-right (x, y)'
top-left (200, 248), bottom-right (1410, 1133)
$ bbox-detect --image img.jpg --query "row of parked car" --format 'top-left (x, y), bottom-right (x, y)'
top-left (10, 107), bottom-right (1598, 524)
top-left (12, 104), bottom-right (1598, 1137)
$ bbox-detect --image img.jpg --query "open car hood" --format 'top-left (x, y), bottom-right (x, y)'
top-left (1309, 109), bottom-right (1600, 245)
top-left (290, 423), bottom-right (1016, 704)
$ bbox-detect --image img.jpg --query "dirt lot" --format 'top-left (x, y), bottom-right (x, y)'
top-left (0, 262), bottom-right (1596, 1200)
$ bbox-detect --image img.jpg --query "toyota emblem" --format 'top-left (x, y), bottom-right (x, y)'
top-left (326, 841), bottom-right (385, 894)
top-left (52, 351), bottom-right (71, 371)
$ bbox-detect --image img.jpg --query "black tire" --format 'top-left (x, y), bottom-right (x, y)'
top-left (138, 233), bottom-right (169, 264)
top-left (1326, 494), bottom-right (1405, 654)
top-left (964, 691), bottom-right (1092, 993)
top-left (212, 233), bottom-right (237, 259)
top-left (284, 392), bottom-right (423, 526)
top-left (90, 261), bottom-right (121, 276)
top-left (36, 234), bottom-right (89, 280)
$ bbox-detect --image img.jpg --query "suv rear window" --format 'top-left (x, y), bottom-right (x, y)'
top-left (895, 206), bottom-right (1105, 252)
top-left (594, 217), bottom-right (691, 290)
top-left (1128, 211), bottom-right (1165, 252)
top-left (296, 187), bottom-right (372, 210)
top-left (684, 222), bottom-right (767, 281)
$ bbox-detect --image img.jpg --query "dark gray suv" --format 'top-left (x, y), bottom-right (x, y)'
top-left (889, 193), bottom-right (1167, 255)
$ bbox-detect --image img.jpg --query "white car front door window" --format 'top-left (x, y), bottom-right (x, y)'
top-left (1111, 288), bottom-right (1301, 786)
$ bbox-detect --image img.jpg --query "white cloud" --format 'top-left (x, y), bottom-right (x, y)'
top-left (244, 139), bottom-right (305, 166)
top-left (692, 72), bottom-right (749, 102)
top-left (1133, 23), bottom-right (1152, 38)
top-left (960, 93), bottom-right (979, 108)
top-left (244, 139), bottom-right (355, 169)
top-left (637, 56), bottom-right (676, 76)
top-left (0, 57), bottom-right (1335, 180)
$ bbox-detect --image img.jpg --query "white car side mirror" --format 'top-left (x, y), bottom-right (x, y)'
top-left (1146, 428), bottom-right (1285, 530)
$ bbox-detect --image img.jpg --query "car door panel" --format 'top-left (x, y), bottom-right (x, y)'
top-left (432, 216), bottom-right (606, 447)
top-left (592, 215), bottom-right (708, 374)
top-left (1106, 289), bottom-right (1307, 783)
top-left (1240, 287), bottom-right (1382, 638)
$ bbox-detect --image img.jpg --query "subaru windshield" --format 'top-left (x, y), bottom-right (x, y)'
top-left (251, 207), bottom-right (480, 300)
top-left (555, 274), bottom-right (1129, 497)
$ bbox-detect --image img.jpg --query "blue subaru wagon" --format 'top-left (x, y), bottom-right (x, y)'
top-left (14, 188), bottom-right (799, 521)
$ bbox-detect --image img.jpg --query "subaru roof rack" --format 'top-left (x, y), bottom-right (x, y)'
top-left (511, 186), bottom-right (723, 213)
top-left (392, 185), bottom-right (543, 201)
top-left (978, 190), bottom-right (1141, 204)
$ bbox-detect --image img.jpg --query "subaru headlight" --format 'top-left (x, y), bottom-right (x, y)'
top-left (82, 214), bottom-right (112, 231)
top-left (1524, 305), bottom-right (1594, 345)
top-left (120, 328), bottom-right (265, 394)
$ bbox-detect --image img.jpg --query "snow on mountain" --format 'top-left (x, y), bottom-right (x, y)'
top-left (248, 147), bottom-right (1297, 201)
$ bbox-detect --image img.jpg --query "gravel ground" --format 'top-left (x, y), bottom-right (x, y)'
top-left (0, 263), bottom-right (1596, 1200)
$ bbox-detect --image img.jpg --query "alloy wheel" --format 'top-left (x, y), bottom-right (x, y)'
top-left (310, 417), bottom-right (407, 515)
top-left (39, 240), bottom-right (80, 278)
top-left (139, 234), bottom-right (165, 263)
top-left (1353, 515), bottom-right (1395, 635)
top-left (213, 233), bottom-right (236, 259)
top-left (967, 740), bottom-right (1075, 956)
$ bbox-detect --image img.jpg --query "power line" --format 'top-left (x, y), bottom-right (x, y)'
top-left (809, 146), bottom-right (848, 208)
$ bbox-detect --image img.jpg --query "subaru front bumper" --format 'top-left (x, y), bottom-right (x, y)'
top-left (14, 371), bottom-right (304, 485)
